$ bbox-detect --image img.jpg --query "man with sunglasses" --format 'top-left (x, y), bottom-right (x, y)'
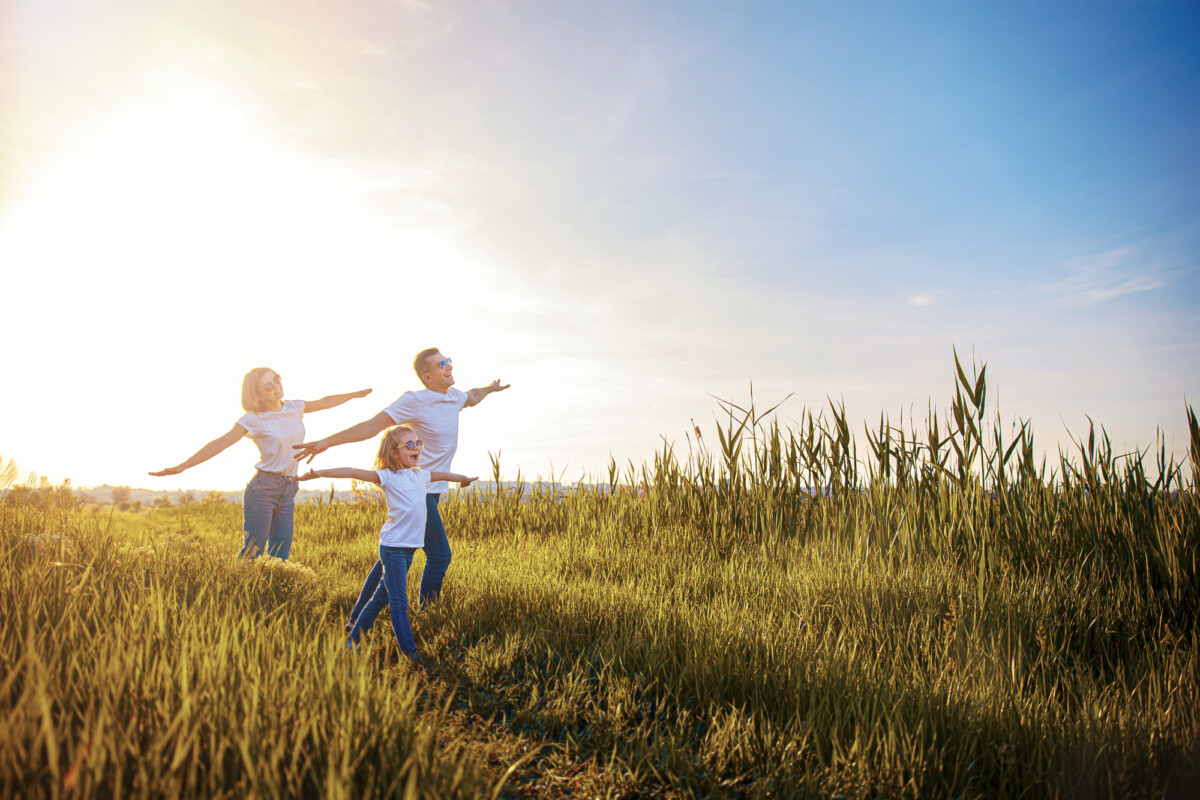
top-left (294, 348), bottom-right (508, 608)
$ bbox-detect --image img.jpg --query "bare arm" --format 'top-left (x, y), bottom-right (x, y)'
top-left (465, 379), bottom-right (510, 408)
top-left (303, 388), bottom-right (373, 413)
top-left (149, 424), bottom-right (245, 476)
top-left (429, 471), bottom-right (478, 487)
top-left (293, 410), bottom-right (394, 463)
top-left (297, 467), bottom-right (381, 484)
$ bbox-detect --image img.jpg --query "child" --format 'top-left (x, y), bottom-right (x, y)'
top-left (299, 425), bottom-right (476, 662)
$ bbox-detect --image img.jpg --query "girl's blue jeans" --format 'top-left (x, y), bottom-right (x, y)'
top-left (348, 494), bottom-right (449, 623)
top-left (241, 470), bottom-right (298, 560)
top-left (348, 544), bottom-right (418, 654)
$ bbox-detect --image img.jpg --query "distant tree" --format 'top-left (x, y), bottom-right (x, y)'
top-left (177, 491), bottom-right (196, 506)
top-left (111, 486), bottom-right (132, 506)
top-left (203, 490), bottom-right (228, 505)
top-left (153, 495), bottom-right (173, 508)
top-left (130, 500), bottom-right (143, 512)
top-left (118, 502), bottom-right (130, 512)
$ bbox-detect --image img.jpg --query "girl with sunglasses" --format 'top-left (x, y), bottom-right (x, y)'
top-left (299, 426), bottom-right (476, 663)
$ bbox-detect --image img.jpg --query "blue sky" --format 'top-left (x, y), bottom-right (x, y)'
top-left (1, 0), bottom-right (1197, 491)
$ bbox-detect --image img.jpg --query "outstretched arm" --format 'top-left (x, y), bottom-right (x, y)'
top-left (297, 467), bottom-right (381, 484)
top-left (293, 411), bottom-right (394, 463)
top-left (304, 388), bottom-right (373, 413)
top-left (430, 471), bottom-right (478, 487)
top-left (465, 379), bottom-right (510, 408)
top-left (149, 424), bottom-right (245, 476)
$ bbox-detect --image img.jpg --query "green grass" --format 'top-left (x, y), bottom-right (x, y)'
top-left (3, 357), bottom-right (1199, 797)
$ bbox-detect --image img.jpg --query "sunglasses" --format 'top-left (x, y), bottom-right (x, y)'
top-left (391, 439), bottom-right (423, 451)
top-left (431, 357), bottom-right (452, 370)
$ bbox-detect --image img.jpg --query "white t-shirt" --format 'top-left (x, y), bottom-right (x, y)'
top-left (377, 468), bottom-right (431, 547)
top-left (384, 387), bottom-right (468, 493)
top-left (237, 399), bottom-right (305, 476)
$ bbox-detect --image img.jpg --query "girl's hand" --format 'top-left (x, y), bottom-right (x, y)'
top-left (149, 466), bottom-right (183, 477)
top-left (353, 388), bottom-right (373, 398)
top-left (297, 470), bottom-right (322, 482)
top-left (458, 476), bottom-right (478, 487)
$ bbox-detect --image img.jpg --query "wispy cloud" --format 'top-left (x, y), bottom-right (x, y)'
top-left (1037, 246), bottom-right (1177, 306)
top-left (908, 290), bottom-right (942, 307)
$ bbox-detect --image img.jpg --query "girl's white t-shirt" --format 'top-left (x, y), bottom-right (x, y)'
top-left (377, 468), bottom-right (431, 547)
top-left (236, 399), bottom-right (305, 477)
top-left (384, 388), bottom-right (468, 493)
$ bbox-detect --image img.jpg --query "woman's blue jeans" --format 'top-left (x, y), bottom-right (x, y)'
top-left (348, 494), bottom-right (450, 623)
top-left (241, 470), bottom-right (298, 560)
top-left (348, 544), bottom-right (417, 655)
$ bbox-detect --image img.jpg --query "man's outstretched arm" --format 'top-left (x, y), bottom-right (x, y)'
top-left (465, 379), bottom-right (510, 407)
top-left (293, 411), bottom-right (393, 463)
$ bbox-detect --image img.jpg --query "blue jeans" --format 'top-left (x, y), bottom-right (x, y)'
top-left (348, 494), bottom-right (450, 623)
top-left (241, 470), bottom-right (298, 560)
top-left (348, 544), bottom-right (417, 654)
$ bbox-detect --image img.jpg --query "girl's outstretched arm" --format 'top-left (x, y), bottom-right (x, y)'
top-left (429, 471), bottom-right (477, 487)
top-left (298, 467), bottom-right (381, 485)
top-left (149, 424), bottom-right (246, 476)
top-left (303, 388), bottom-right (373, 413)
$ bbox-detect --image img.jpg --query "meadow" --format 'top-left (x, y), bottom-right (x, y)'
top-left (3, 359), bottom-right (1199, 798)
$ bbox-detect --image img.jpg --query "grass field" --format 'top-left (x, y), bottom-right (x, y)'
top-left (3, 362), bottom-right (1199, 798)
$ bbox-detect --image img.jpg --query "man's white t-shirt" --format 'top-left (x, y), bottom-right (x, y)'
top-left (237, 399), bottom-right (305, 477)
top-left (377, 468), bottom-right (431, 547)
top-left (384, 388), bottom-right (468, 493)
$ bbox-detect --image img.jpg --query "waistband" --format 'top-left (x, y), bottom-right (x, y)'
top-left (255, 468), bottom-right (298, 482)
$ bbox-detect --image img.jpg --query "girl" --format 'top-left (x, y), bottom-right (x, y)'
top-left (150, 368), bottom-right (371, 560)
top-left (299, 426), bottom-right (476, 662)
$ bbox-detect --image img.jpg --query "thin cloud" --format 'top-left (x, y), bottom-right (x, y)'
top-left (908, 290), bottom-right (942, 307)
top-left (1037, 246), bottom-right (1177, 306)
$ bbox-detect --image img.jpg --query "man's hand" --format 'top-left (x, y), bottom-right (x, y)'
top-left (487, 380), bottom-right (510, 394)
top-left (293, 440), bottom-right (327, 463)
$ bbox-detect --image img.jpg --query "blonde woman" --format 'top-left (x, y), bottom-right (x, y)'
top-left (150, 368), bottom-right (371, 560)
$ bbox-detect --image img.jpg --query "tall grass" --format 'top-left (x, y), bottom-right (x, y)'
top-left (3, 355), bottom-right (1198, 797)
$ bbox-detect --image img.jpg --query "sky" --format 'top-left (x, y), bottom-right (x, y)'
top-left (1, 0), bottom-right (1197, 492)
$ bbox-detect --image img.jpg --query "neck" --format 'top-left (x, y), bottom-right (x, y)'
top-left (265, 399), bottom-right (284, 411)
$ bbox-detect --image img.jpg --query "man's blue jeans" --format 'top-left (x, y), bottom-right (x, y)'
top-left (241, 470), bottom-right (298, 560)
top-left (348, 494), bottom-right (450, 623)
top-left (348, 544), bottom-right (417, 654)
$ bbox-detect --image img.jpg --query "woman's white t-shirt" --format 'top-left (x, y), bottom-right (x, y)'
top-left (384, 388), bottom-right (468, 494)
top-left (377, 468), bottom-right (431, 547)
top-left (237, 399), bottom-right (305, 477)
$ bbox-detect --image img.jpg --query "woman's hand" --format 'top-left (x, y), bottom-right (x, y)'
top-left (352, 388), bottom-right (373, 398)
top-left (292, 440), bottom-right (327, 463)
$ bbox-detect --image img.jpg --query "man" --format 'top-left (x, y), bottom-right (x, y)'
top-left (295, 348), bottom-right (508, 608)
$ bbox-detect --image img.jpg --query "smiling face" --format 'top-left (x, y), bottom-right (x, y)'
top-left (257, 371), bottom-right (284, 409)
top-left (420, 351), bottom-right (454, 392)
top-left (385, 428), bottom-right (423, 470)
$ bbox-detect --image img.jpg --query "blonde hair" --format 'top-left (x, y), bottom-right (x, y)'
top-left (375, 426), bottom-right (417, 471)
top-left (240, 367), bottom-right (278, 413)
top-left (413, 347), bottom-right (441, 379)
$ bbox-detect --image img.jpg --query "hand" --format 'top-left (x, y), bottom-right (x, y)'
top-left (353, 388), bottom-right (373, 399)
top-left (149, 466), bottom-right (183, 477)
top-left (487, 380), bottom-right (510, 394)
top-left (458, 476), bottom-right (478, 487)
top-left (297, 470), bottom-right (321, 481)
top-left (293, 440), bottom-right (327, 463)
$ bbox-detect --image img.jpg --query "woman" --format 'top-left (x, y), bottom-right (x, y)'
top-left (150, 367), bottom-right (371, 560)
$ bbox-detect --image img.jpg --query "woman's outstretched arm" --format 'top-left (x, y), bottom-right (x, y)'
top-left (149, 424), bottom-right (245, 476)
top-left (303, 388), bottom-right (373, 413)
top-left (297, 467), bottom-right (380, 485)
